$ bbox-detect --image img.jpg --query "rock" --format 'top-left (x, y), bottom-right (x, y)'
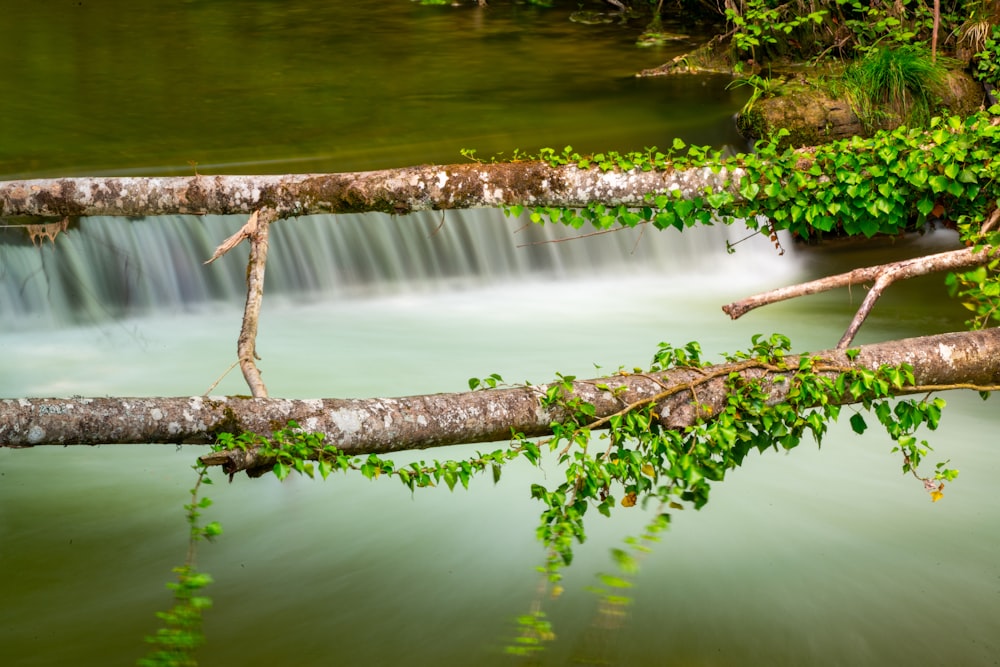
top-left (737, 70), bottom-right (987, 148)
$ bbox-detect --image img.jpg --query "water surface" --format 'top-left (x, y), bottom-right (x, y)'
top-left (2, 3), bottom-right (998, 666)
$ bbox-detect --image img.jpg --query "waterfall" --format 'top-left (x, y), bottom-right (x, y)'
top-left (0, 209), bottom-right (790, 329)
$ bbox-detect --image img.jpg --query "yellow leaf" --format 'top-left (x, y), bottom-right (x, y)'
top-left (621, 492), bottom-right (637, 507)
top-left (931, 489), bottom-right (944, 502)
top-left (641, 464), bottom-right (655, 477)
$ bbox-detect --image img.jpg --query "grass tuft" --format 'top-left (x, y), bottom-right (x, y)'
top-left (842, 45), bottom-right (950, 130)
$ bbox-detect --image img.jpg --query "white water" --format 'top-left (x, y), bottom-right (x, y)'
top-left (0, 208), bottom-right (790, 328)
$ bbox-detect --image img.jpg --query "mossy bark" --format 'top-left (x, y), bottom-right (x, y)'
top-left (4, 329), bottom-right (999, 467)
top-left (0, 163), bottom-right (745, 220)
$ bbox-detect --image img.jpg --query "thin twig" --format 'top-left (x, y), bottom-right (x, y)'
top-left (516, 224), bottom-right (635, 248)
top-left (203, 360), bottom-right (239, 396)
top-left (429, 209), bottom-right (446, 237)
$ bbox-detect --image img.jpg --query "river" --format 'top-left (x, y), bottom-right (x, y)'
top-left (1, 2), bottom-right (998, 666)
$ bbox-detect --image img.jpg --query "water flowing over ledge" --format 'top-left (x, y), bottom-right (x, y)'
top-left (0, 208), bottom-right (796, 328)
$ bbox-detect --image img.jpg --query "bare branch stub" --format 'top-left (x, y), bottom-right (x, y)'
top-left (205, 209), bottom-right (259, 265)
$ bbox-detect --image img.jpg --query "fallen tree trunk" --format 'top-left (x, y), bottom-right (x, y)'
top-left (3, 329), bottom-right (998, 475)
top-left (0, 162), bottom-right (740, 219)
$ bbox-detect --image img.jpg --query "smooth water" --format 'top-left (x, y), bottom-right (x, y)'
top-left (0, 0), bottom-right (737, 178)
top-left (2, 2), bottom-right (999, 666)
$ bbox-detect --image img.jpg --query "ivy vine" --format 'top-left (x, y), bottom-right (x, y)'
top-left (141, 106), bottom-right (1000, 663)
top-left (510, 107), bottom-right (1000, 245)
top-left (502, 106), bottom-right (1000, 326)
top-left (141, 332), bottom-right (979, 663)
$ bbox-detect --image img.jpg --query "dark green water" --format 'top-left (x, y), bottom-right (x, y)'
top-left (0, 0), bottom-right (738, 178)
top-left (2, 2), bottom-right (999, 667)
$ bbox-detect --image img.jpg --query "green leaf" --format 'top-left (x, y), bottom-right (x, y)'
top-left (957, 169), bottom-right (978, 184)
top-left (740, 181), bottom-right (761, 200)
top-left (906, 171), bottom-right (927, 187)
top-left (849, 413), bottom-right (868, 434)
top-left (858, 217), bottom-right (881, 237)
top-left (929, 174), bottom-right (949, 193)
top-left (706, 192), bottom-right (731, 209)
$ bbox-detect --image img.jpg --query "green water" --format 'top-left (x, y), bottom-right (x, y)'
top-left (3, 264), bottom-right (998, 666)
top-left (2, 2), bottom-right (999, 667)
top-left (0, 0), bottom-right (737, 178)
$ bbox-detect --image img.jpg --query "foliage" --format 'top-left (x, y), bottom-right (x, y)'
top-left (958, 0), bottom-right (999, 53)
top-left (215, 420), bottom-right (529, 490)
top-left (170, 330), bottom-right (973, 657)
top-left (508, 107), bottom-right (1000, 247)
top-left (727, 73), bottom-right (785, 114)
top-left (500, 107), bottom-right (1000, 342)
top-left (726, 0), bottom-right (828, 61)
top-left (945, 237), bottom-right (1000, 328)
top-left (139, 464), bottom-right (220, 667)
top-left (833, 0), bottom-right (937, 52)
top-left (519, 334), bottom-right (958, 592)
top-left (972, 24), bottom-right (1000, 87)
top-left (715, 0), bottom-right (990, 66)
top-left (842, 44), bottom-right (951, 130)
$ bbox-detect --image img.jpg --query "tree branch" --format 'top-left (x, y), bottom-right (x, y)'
top-left (723, 245), bottom-right (997, 346)
top-left (0, 162), bottom-right (742, 219)
top-left (236, 209), bottom-right (274, 397)
top-left (3, 329), bottom-right (998, 476)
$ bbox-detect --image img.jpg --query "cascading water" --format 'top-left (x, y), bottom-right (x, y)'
top-left (1, 208), bottom-right (790, 329)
